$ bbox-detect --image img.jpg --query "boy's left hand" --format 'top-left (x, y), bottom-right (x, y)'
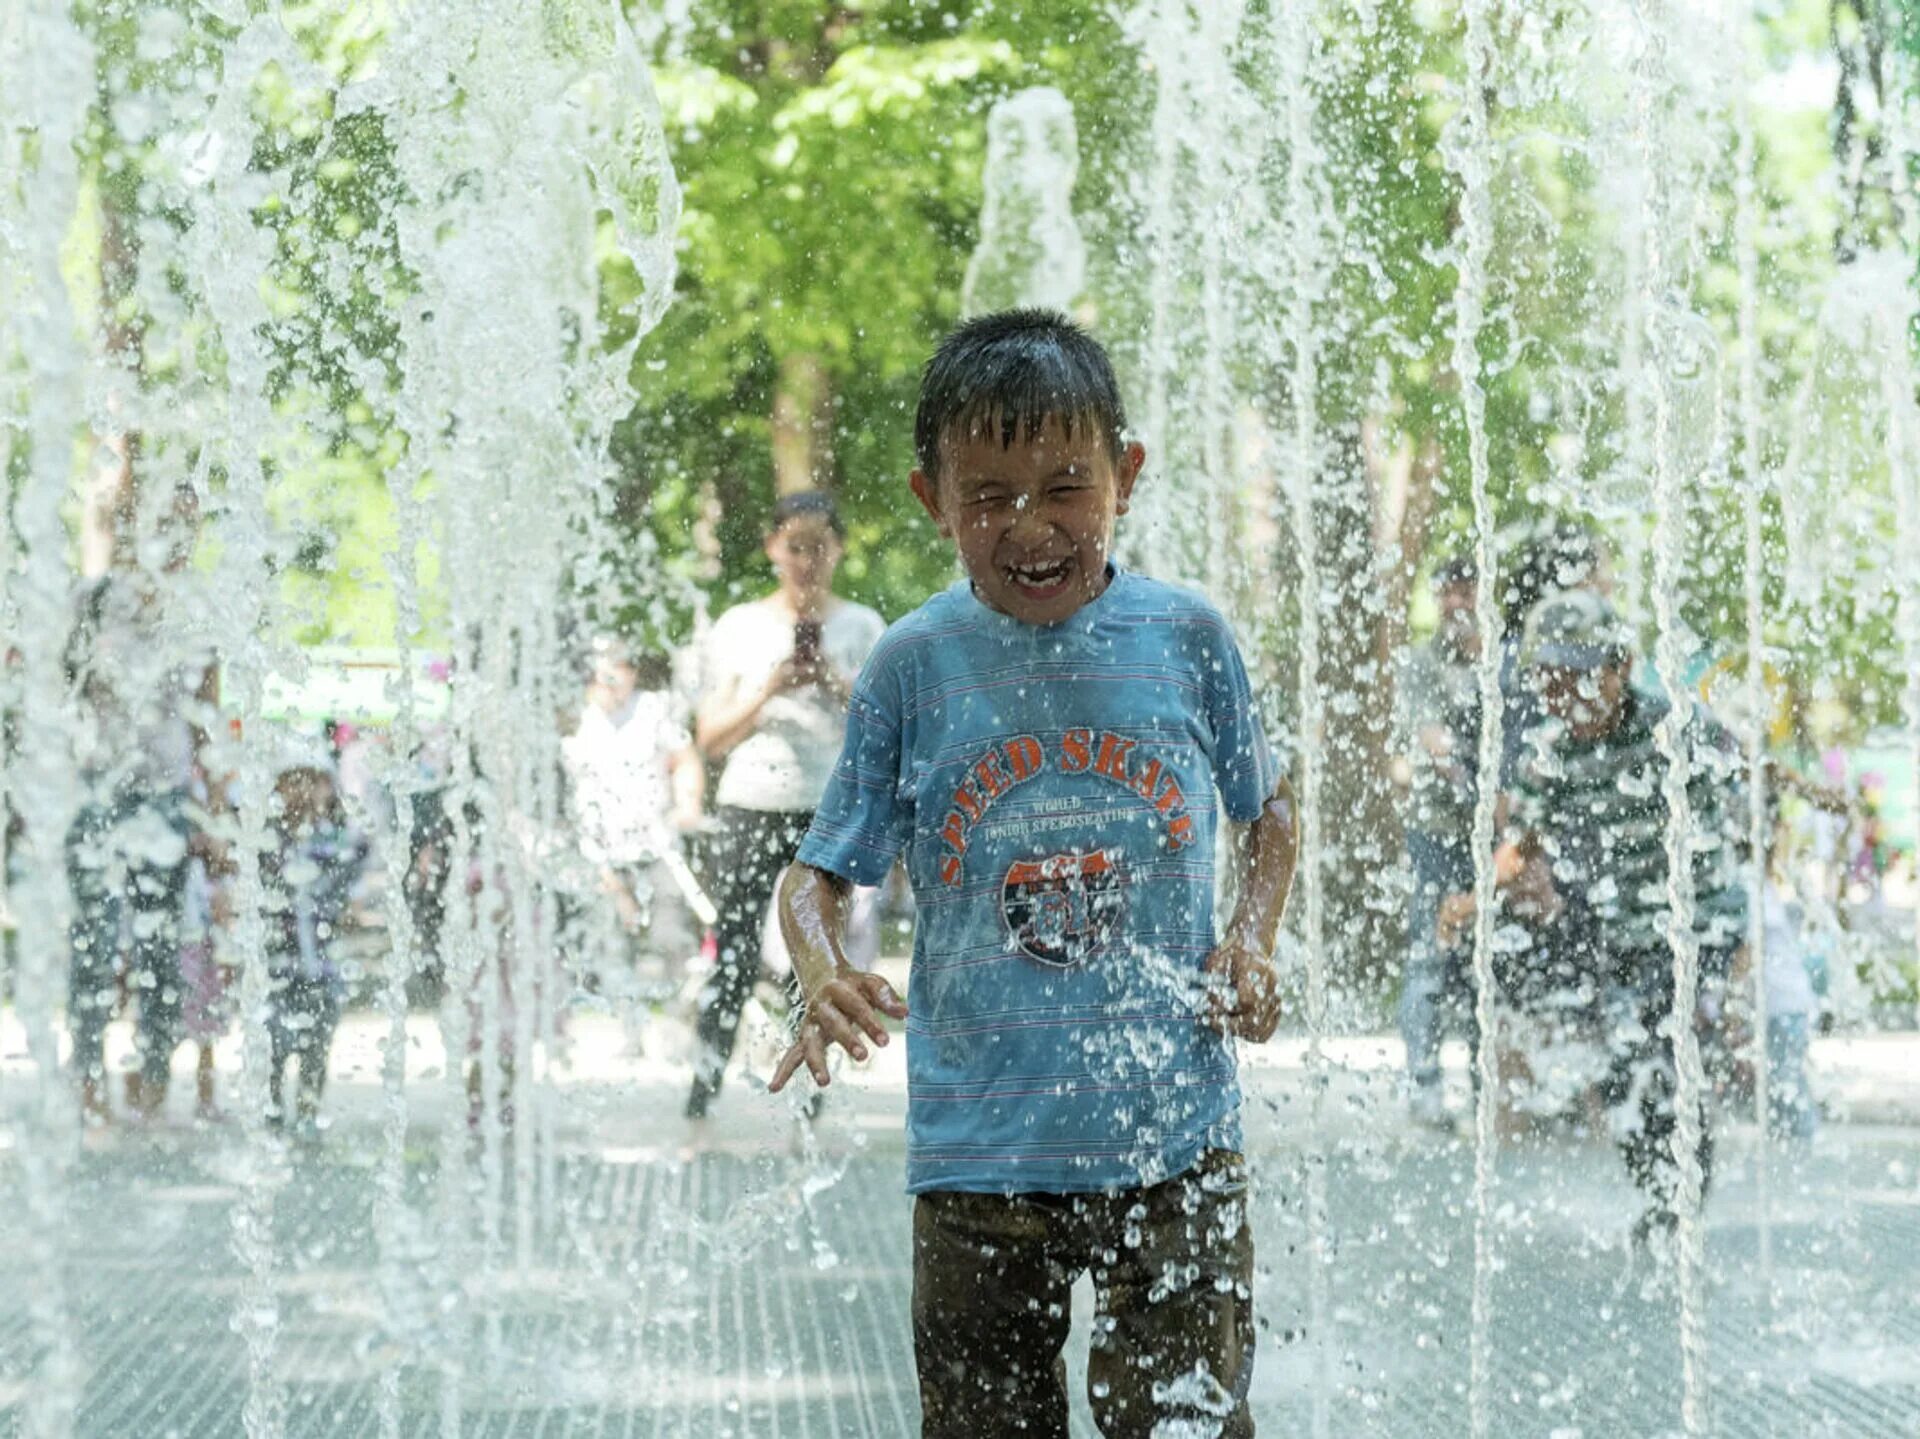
top-left (1201, 937), bottom-right (1283, 1042)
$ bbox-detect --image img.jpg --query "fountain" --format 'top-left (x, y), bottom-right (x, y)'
top-left (3, 0), bottom-right (1919, 1435)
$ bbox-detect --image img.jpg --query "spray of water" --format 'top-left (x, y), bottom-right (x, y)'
top-left (5, 0), bottom-right (676, 1425)
top-left (1626, 11), bottom-right (1713, 1431)
top-left (174, 20), bottom-right (352, 1437)
top-left (2, 9), bottom-right (94, 1433)
top-left (1121, 0), bottom-right (1252, 594)
top-left (1882, 50), bottom-right (1920, 1037)
top-left (359, 0), bottom-right (680, 1405)
top-left (1726, 0), bottom-right (1774, 1291)
top-left (961, 87), bottom-right (1086, 318)
top-left (1446, 3), bottom-right (1505, 1434)
top-left (1271, 1), bottom-right (1333, 1430)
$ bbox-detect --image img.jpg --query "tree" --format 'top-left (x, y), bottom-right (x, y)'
top-left (613, 0), bottom-right (1137, 630)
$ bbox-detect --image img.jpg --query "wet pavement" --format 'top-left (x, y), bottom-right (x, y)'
top-left (4, 1013), bottom-right (1920, 1437)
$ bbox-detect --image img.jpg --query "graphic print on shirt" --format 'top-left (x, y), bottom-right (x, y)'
top-left (935, 727), bottom-right (1197, 968)
top-left (1001, 848), bottom-right (1126, 967)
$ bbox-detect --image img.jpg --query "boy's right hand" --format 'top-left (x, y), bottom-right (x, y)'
top-left (768, 968), bottom-right (908, 1092)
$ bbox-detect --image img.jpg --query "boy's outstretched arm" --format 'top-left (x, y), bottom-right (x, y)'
top-left (768, 863), bottom-right (909, 1092)
top-left (1202, 778), bottom-right (1300, 1043)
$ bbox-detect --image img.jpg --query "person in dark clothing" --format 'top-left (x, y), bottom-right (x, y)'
top-left (684, 494), bottom-right (883, 1119)
top-left (1496, 591), bottom-right (1746, 1243)
top-left (64, 576), bottom-right (212, 1123)
top-left (262, 764), bottom-right (368, 1134)
top-left (404, 784), bottom-right (453, 1003)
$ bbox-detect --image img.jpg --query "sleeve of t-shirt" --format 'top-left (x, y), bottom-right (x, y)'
top-left (795, 642), bottom-right (910, 886)
top-left (1205, 619), bottom-right (1281, 823)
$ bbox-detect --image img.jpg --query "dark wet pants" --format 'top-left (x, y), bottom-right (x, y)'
top-left (66, 790), bottom-right (190, 1092)
top-left (687, 806), bottom-right (812, 1111)
top-left (1601, 973), bottom-right (1718, 1235)
top-left (913, 1149), bottom-right (1255, 1439)
top-left (1402, 834), bottom-right (1473, 1093)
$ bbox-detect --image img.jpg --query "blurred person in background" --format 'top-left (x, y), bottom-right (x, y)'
top-left (1495, 519), bottom-right (1610, 788)
top-left (685, 491), bottom-right (884, 1120)
top-left (177, 758), bottom-right (235, 1121)
top-left (562, 637), bottom-right (704, 993)
top-left (405, 770), bottom-right (453, 1003)
top-left (1493, 591), bottom-right (1747, 1246)
top-left (1429, 520), bottom-right (1617, 1128)
top-left (1725, 804), bottom-right (1827, 1142)
top-left (64, 575), bottom-right (217, 1124)
top-left (262, 761), bottom-right (369, 1137)
top-left (1396, 555), bottom-right (1484, 1127)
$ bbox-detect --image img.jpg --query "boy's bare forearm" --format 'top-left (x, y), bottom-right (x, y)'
top-left (778, 863), bottom-right (853, 999)
top-left (1223, 779), bottom-right (1299, 955)
top-left (770, 863), bottom-right (907, 1093)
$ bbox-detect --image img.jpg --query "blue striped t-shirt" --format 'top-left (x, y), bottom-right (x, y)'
top-left (796, 567), bottom-right (1280, 1195)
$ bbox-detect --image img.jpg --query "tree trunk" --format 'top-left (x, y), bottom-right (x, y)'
top-left (770, 351), bottom-right (833, 495)
top-left (82, 186), bottom-right (143, 578)
top-left (1314, 422), bottom-right (1432, 1006)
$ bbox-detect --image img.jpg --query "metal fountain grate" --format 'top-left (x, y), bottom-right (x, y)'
top-left (2, 1121), bottom-right (1918, 1437)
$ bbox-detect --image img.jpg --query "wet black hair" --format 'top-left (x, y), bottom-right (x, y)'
top-left (768, 489), bottom-right (845, 539)
top-left (1432, 553), bottom-right (1478, 590)
top-left (913, 308), bottom-right (1129, 482)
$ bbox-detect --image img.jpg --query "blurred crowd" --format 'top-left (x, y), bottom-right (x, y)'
top-left (1, 490), bottom-right (891, 1139)
top-left (3, 502), bottom-right (1908, 1232)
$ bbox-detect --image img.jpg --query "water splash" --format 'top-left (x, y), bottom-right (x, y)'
top-left (2, 9), bottom-right (95, 1433)
top-left (1269, 0), bottom-right (1334, 1430)
top-left (1446, 2), bottom-right (1504, 1433)
top-left (1624, 9), bottom-right (1715, 1429)
top-left (1121, 0), bottom-right (1255, 597)
top-left (1880, 48), bottom-right (1920, 1036)
top-left (961, 87), bottom-right (1086, 317)
top-left (1727, 0), bottom-right (1775, 1293)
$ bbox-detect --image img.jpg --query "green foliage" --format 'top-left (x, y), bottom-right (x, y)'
top-left (615, 0), bottom-right (1138, 628)
top-left (46, 0), bottom-right (1911, 728)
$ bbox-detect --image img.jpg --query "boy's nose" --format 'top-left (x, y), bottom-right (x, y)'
top-left (1006, 500), bottom-right (1052, 542)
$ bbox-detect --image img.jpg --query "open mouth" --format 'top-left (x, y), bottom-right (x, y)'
top-left (1005, 558), bottom-right (1073, 597)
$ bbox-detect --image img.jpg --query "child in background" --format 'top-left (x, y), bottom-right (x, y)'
top-left (770, 311), bottom-right (1298, 1436)
top-left (177, 843), bottom-right (230, 1120)
top-left (179, 760), bottom-right (236, 1122)
top-left (263, 764), bottom-right (368, 1135)
top-left (1755, 818), bottom-right (1825, 1142)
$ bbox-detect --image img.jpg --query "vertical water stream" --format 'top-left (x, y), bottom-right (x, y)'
top-left (1447, 3), bottom-right (1505, 1434)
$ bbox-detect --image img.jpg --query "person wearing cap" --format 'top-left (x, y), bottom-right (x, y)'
top-left (1490, 589), bottom-right (1747, 1246)
top-left (686, 491), bottom-right (885, 1119)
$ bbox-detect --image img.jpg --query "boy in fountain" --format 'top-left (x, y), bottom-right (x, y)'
top-left (769, 309), bottom-right (1298, 1438)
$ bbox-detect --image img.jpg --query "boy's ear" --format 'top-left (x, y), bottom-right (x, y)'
top-left (1115, 441), bottom-right (1146, 516)
top-left (910, 469), bottom-right (952, 537)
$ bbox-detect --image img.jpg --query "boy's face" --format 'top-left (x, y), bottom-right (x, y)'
top-left (910, 417), bottom-right (1144, 627)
